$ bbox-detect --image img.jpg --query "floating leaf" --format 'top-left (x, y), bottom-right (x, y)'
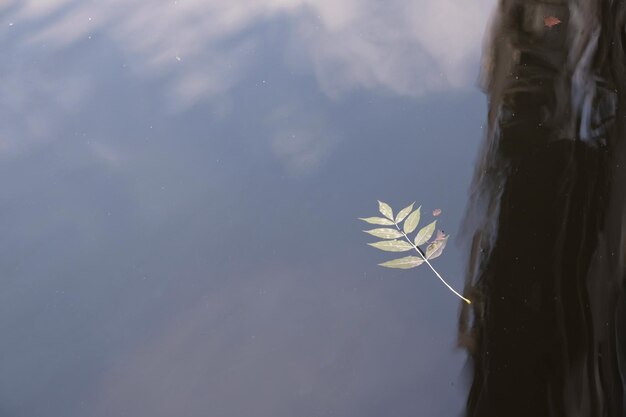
top-left (379, 256), bottom-right (424, 269)
top-left (544, 15), bottom-right (561, 28)
top-left (368, 239), bottom-right (413, 252)
top-left (360, 200), bottom-right (470, 304)
top-left (415, 220), bottom-right (437, 246)
top-left (403, 206), bottom-right (421, 234)
top-left (378, 200), bottom-right (394, 220)
top-left (359, 217), bottom-right (395, 226)
top-left (426, 235), bottom-right (448, 260)
top-left (363, 228), bottom-right (403, 239)
top-left (395, 203), bottom-right (414, 224)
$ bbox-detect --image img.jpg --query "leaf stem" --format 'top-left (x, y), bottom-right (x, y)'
top-left (393, 222), bottom-right (471, 304)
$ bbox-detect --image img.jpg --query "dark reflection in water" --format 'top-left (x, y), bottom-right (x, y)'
top-left (460, 1), bottom-right (626, 415)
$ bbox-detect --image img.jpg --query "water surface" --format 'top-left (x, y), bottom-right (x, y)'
top-left (0, 1), bottom-right (492, 416)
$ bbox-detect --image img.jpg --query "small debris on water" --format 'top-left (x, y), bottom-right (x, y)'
top-left (544, 16), bottom-right (561, 28)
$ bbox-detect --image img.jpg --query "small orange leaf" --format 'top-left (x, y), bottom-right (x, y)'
top-left (544, 16), bottom-right (561, 28)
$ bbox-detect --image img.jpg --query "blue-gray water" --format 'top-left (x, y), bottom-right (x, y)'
top-left (0, 2), bottom-right (493, 416)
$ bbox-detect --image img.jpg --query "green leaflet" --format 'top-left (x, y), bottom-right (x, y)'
top-left (363, 228), bottom-right (404, 239)
top-left (403, 206), bottom-right (421, 234)
top-left (368, 239), bottom-right (413, 252)
top-left (379, 256), bottom-right (424, 269)
top-left (359, 217), bottom-right (395, 226)
top-left (378, 200), bottom-right (394, 220)
top-left (414, 220), bottom-right (437, 246)
top-left (426, 236), bottom-right (448, 260)
top-left (395, 203), bottom-right (414, 224)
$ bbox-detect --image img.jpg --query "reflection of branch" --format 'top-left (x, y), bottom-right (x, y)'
top-left (394, 222), bottom-right (471, 304)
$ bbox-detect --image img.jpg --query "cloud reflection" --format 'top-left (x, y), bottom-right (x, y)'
top-left (0, 66), bottom-right (91, 155)
top-left (267, 105), bottom-right (337, 176)
top-left (3, 0), bottom-right (494, 173)
top-left (8, 0), bottom-right (494, 106)
top-left (86, 263), bottom-right (461, 417)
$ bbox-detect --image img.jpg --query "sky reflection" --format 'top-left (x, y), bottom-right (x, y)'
top-left (1, 1), bottom-right (493, 416)
top-left (6, 0), bottom-right (493, 103)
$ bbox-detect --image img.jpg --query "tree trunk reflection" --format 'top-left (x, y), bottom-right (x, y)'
top-left (460, 1), bottom-right (626, 415)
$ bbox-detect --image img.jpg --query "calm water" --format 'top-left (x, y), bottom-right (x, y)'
top-left (2, 1), bottom-right (493, 416)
